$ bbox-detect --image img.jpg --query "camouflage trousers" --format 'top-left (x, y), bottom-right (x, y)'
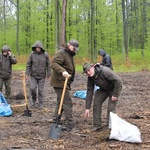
top-left (0, 77), bottom-right (11, 99)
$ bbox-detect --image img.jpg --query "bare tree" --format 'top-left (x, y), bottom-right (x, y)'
top-left (55, 0), bottom-right (60, 51)
top-left (60, 0), bottom-right (67, 45)
top-left (122, 0), bottom-right (129, 59)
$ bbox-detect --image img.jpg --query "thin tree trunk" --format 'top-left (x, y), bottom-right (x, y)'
top-left (90, 0), bottom-right (95, 61)
top-left (3, 0), bottom-right (6, 43)
top-left (16, 0), bottom-right (20, 55)
top-left (46, 0), bottom-right (50, 50)
top-left (122, 0), bottom-right (129, 59)
top-left (55, 0), bottom-right (60, 51)
top-left (60, 0), bottom-right (67, 45)
top-left (140, 0), bottom-right (146, 58)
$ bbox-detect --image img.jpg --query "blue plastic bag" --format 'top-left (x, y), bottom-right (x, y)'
top-left (0, 92), bottom-right (12, 117)
top-left (73, 90), bottom-right (87, 99)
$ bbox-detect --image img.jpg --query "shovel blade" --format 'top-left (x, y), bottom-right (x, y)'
top-left (22, 109), bottom-right (32, 117)
top-left (48, 123), bottom-right (62, 139)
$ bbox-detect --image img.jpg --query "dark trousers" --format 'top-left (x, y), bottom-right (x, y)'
top-left (53, 87), bottom-right (74, 128)
top-left (30, 77), bottom-right (45, 105)
top-left (0, 77), bottom-right (11, 98)
top-left (93, 90), bottom-right (118, 127)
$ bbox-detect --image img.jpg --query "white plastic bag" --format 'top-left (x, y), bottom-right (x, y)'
top-left (109, 112), bottom-right (142, 143)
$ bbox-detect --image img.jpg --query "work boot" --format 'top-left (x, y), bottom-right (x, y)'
top-left (90, 126), bottom-right (103, 132)
top-left (62, 123), bottom-right (75, 132)
top-left (30, 101), bottom-right (36, 108)
top-left (38, 103), bottom-right (43, 109)
top-left (62, 126), bottom-right (74, 132)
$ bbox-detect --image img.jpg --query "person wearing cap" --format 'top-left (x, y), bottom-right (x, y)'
top-left (50, 39), bottom-right (79, 131)
top-left (98, 49), bottom-right (113, 70)
top-left (26, 41), bottom-right (51, 109)
top-left (0, 45), bottom-right (17, 101)
top-left (82, 62), bottom-right (122, 132)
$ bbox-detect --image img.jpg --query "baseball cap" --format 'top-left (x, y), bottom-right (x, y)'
top-left (68, 39), bottom-right (79, 51)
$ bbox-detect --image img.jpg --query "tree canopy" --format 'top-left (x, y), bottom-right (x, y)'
top-left (0, 0), bottom-right (150, 63)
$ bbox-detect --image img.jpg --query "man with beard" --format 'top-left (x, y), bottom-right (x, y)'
top-left (50, 39), bottom-right (79, 131)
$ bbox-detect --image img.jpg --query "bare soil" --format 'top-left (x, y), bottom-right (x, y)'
top-left (0, 71), bottom-right (150, 150)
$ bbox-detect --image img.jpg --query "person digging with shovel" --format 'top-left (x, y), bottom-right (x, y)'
top-left (50, 39), bottom-right (79, 132)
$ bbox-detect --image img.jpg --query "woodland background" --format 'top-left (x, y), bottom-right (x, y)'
top-left (0, 0), bottom-right (150, 71)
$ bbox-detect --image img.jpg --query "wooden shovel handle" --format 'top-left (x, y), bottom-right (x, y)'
top-left (22, 71), bottom-right (28, 105)
top-left (58, 76), bottom-right (69, 115)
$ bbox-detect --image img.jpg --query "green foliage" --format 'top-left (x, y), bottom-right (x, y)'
top-left (1, 0), bottom-right (150, 72)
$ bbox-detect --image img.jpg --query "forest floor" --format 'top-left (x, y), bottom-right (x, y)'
top-left (0, 71), bottom-right (150, 150)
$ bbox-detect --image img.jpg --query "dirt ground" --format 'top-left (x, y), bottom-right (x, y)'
top-left (0, 71), bottom-right (150, 150)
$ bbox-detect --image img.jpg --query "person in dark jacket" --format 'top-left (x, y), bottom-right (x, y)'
top-left (26, 41), bottom-right (51, 109)
top-left (0, 45), bottom-right (17, 101)
top-left (50, 39), bottom-right (79, 131)
top-left (82, 62), bottom-right (122, 132)
top-left (98, 49), bottom-right (113, 70)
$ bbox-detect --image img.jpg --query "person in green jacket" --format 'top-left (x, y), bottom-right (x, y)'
top-left (26, 41), bottom-right (51, 109)
top-left (0, 45), bottom-right (17, 101)
top-left (82, 62), bottom-right (122, 132)
top-left (50, 39), bottom-right (79, 131)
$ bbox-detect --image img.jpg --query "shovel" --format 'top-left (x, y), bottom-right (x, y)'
top-left (49, 76), bottom-right (69, 139)
top-left (21, 71), bottom-right (32, 117)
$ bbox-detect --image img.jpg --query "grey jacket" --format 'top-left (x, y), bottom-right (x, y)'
top-left (86, 64), bottom-right (122, 109)
top-left (26, 41), bottom-right (51, 78)
top-left (99, 49), bottom-right (113, 70)
top-left (0, 45), bottom-right (17, 79)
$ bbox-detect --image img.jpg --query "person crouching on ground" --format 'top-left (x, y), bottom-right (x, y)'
top-left (98, 49), bottom-right (113, 70)
top-left (0, 45), bottom-right (17, 102)
top-left (50, 39), bottom-right (79, 131)
top-left (82, 62), bottom-right (122, 132)
top-left (26, 41), bottom-right (51, 109)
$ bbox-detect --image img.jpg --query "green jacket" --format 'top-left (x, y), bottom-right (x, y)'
top-left (50, 48), bottom-right (75, 89)
top-left (86, 64), bottom-right (122, 109)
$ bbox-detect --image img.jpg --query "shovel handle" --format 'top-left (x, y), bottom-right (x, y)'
top-left (58, 76), bottom-right (69, 115)
top-left (22, 71), bottom-right (28, 105)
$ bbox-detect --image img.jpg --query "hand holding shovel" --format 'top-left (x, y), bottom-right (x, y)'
top-left (49, 76), bottom-right (70, 139)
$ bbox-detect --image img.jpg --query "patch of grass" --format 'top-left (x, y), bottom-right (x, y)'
top-left (13, 52), bottom-right (150, 73)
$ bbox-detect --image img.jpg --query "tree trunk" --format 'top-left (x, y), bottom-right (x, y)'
top-left (122, 0), bottom-right (129, 59)
top-left (16, 0), bottom-right (20, 55)
top-left (3, 0), bottom-right (6, 43)
top-left (90, 0), bottom-right (95, 62)
top-left (60, 0), bottom-right (67, 45)
top-left (55, 0), bottom-right (60, 51)
top-left (140, 0), bottom-right (146, 58)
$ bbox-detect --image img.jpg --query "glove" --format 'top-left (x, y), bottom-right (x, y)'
top-left (62, 71), bottom-right (70, 77)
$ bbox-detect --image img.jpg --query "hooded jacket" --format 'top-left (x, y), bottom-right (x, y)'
top-left (50, 46), bottom-right (76, 89)
top-left (26, 41), bottom-right (51, 78)
top-left (86, 64), bottom-right (122, 109)
top-left (0, 45), bottom-right (17, 79)
top-left (99, 49), bottom-right (113, 70)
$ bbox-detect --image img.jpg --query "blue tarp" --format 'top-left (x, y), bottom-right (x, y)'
top-left (73, 86), bottom-right (100, 100)
top-left (0, 92), bottom-right (12, 117)
top-left (73, 90), bottom-right (87, 99)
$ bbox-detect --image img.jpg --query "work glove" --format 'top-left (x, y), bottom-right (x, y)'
top-left (62, 71), bottom-right (70, 78)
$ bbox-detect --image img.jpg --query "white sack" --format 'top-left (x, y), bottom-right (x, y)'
top-left (109, 112), bottom-right (142, 143)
